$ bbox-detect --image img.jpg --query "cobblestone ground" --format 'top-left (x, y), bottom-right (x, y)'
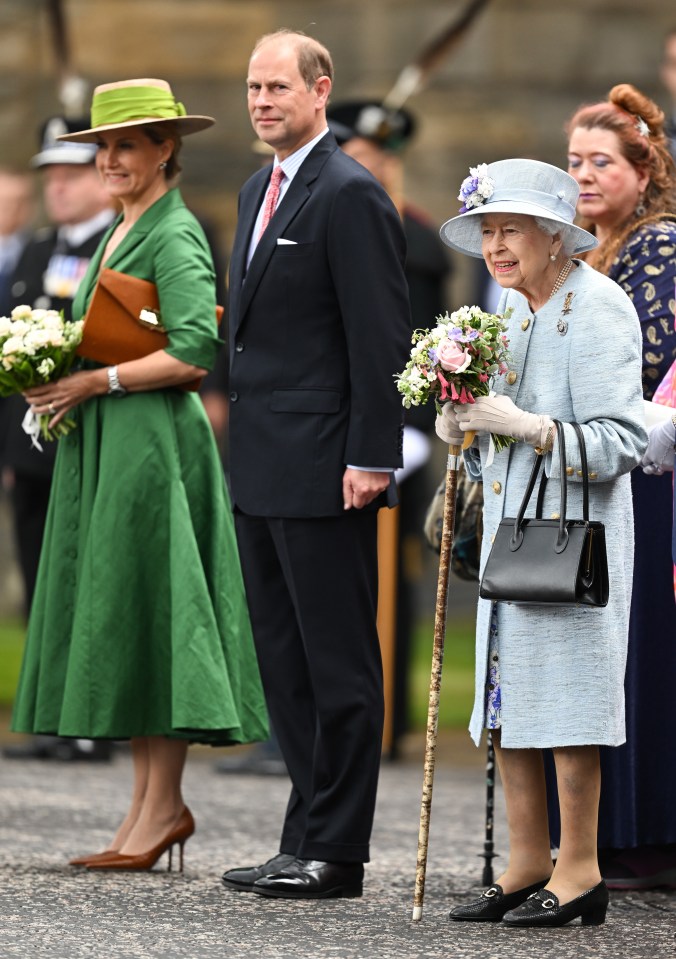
top-left (1, 743), bottom-right (674, 959)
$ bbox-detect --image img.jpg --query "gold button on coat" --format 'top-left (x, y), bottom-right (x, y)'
top-left (506, 371), bottom-right (517, 385)
top-left (521, 318), bottom-right (530, 331)
top-left (492, 481), bottom-right (502, 494)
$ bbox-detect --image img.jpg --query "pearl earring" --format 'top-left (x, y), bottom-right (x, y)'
top-left (159, 161), bottom-right (167, 170)
top-left (550, 254), bottom-right (556, 261)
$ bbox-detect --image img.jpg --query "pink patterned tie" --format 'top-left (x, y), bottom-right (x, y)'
top-left (258, 166), bottom-right (285, 240)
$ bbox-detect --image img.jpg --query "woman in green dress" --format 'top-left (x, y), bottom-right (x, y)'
top-left (12, 78), bottom-right (268, 872)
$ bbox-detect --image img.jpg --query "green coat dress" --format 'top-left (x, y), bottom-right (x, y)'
top-left (11, 189), bottom-right (268, 745)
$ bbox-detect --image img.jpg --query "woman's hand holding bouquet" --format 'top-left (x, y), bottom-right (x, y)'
top-left (396, 305), bottom-right (516, 452)
top-left (0, 305), bottom-right (84, 449)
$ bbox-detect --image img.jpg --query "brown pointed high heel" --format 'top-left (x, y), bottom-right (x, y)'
top-left (69, 850), bottom-right (120, 867)
top-left (86, 807), bottom-right (195, 872)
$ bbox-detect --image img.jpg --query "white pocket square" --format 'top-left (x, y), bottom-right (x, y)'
top-left (276, 238), bottom-right (297, 245)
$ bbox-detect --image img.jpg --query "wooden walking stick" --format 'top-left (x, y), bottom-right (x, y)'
top-left (411, 442), bottom-right (462, 922)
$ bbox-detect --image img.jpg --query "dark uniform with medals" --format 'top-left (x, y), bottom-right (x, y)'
top-left (1, 116), bottom-right (114, 762)
top-left (4, 219), bottom-right (112, 603)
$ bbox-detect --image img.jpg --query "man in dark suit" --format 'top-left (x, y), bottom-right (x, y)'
top-left (0, 169), bottom-right (34, 462)
top-left (0, 169), bottom-right (34, 316)
top-left (327, 100), bottom-right (452, 757)
top-left (221, 30), bottom-right (411, 900)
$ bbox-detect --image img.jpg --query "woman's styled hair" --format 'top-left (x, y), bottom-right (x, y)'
top-left (533, 216), bottom-right (580, 256)
top-left (143, 124), bottom-right (182, 179)
top-left (566, 83), bottom-right (676, 272)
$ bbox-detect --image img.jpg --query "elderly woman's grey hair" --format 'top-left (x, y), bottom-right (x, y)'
top-left (533, 216), bottom-right (579, 256)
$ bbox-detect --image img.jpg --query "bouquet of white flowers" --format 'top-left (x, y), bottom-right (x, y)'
top-left (0, 305), bottom-right (84, 444)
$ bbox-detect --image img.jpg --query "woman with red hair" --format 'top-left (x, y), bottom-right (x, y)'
top-left (551, 83), bottom-right (676, 890)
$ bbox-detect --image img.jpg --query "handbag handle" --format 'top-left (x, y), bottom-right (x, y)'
top-left (511, 420), bottom-right (568, 552)
top-left (535, 421), bottom-right (590, 521)
top-left (571, 422), bottom-right (590, 519)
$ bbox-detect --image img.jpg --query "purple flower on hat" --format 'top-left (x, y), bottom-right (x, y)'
top-left (457, 163), bottom-right (494, 214)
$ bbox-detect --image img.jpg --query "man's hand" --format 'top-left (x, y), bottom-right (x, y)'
top-left (342, 468), bottom-right (391, 510)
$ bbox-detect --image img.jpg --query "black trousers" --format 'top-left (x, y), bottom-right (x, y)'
top-left (10, 471), bottom-right (52, 615)
top-left (235, 510), bottom-right (384, 863)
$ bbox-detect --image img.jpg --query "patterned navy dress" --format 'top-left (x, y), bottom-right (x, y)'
top-left (548, 220), bottom-right (676, 852)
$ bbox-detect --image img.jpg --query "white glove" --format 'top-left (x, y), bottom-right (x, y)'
top-left (455, 394), bottom-right (552, 449)
top-left (641, 417), bottom-right (676, 474)
top-left (435, 403), bottom-right (465, 446)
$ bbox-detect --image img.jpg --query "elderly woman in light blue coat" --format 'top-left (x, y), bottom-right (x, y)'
top-left (436, 159), bottom-right (647, 929)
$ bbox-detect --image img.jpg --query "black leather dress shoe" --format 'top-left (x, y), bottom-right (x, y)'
top-left (449, 878), bottom-right (551, 922)
top-left (252, 858), bottom-right (364, 899)
top-left (221, 853), bottom-right (295, 892)
top-left (502, 881), bottom-right (609, 927)
top-left (213, 743), bottom-right (287, 777)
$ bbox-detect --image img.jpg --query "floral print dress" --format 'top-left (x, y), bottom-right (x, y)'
top-left (485, 606), bottom-right (502, 728)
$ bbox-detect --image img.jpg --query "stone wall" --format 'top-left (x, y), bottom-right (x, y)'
top-left (0, 0), bottom-right (674, 613)
top-left (1, 0), bottom-right (674, 299)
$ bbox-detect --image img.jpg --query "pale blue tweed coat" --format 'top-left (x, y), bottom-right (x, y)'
top-left (464, 260), bottom-right (647, 749)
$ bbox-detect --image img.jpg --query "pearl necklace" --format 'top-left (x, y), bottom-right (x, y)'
top-left (550, 258), bottom-right (573, 298)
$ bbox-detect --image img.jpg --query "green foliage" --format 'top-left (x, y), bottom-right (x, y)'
top-left (410, 613), bottom-right (475, 729)
top-left (0, 615), bottom-right (477, 727)
top-left (0, 619), bottom-right (25, 705)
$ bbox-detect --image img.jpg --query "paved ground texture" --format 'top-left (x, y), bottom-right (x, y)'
top-left (1, 740), bottom-right (675, 959)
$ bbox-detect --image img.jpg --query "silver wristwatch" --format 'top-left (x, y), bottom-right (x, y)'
top-left (107, 365), bottom-right (127, 396)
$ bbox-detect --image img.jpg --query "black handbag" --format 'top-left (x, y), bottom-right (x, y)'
top-left (479, 421), bottom-right (609, 607)
top-left (423, 461), bottom-right (484, 581)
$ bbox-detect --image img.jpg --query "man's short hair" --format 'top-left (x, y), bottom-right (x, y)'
top-left (252, 29), bottom-right (333, 90)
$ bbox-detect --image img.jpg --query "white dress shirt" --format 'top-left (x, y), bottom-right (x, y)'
top-left (246, 128), bottom-right (329, 268)
top-left (244, 127), bottom-right (394, 476)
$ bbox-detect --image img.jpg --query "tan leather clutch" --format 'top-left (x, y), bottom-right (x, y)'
top-left (76, 268), bottom-right (222, 392)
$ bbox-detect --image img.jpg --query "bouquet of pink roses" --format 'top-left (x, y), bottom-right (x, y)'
top-left (395, 304), bottom-right (515, 452)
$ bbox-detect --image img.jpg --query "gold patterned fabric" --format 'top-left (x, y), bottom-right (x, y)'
top-left (610, 221), bottom-right (676, 399)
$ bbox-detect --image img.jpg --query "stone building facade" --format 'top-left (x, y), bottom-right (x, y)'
top-left (1, 0), bottom-right (673, 302)
top-left (0, 0), bottom-right (673, 612)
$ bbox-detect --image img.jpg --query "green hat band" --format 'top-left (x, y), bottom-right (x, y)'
top-left (91, 86), bottom-right (187, 128)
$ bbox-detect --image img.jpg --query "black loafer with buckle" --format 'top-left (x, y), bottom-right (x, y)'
top-left (449, 878), bottom-right (551, 922)
top-left (502, 881), bottom-right (609, 927)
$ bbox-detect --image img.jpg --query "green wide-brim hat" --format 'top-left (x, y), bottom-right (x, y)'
top-left (56, 78), bottom-right (215, 142)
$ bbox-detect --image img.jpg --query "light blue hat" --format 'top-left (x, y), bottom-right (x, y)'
top-left (439, 158), bottom-right (598, 259)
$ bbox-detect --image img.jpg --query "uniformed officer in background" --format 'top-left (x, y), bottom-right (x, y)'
top-left (327, 100), bottom-right (453, 757)
top-left (2, 116), bottom-right (115, 762)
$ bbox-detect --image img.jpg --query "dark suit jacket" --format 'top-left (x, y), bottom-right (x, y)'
top-left (228, 132), bottom-right (411, 517)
